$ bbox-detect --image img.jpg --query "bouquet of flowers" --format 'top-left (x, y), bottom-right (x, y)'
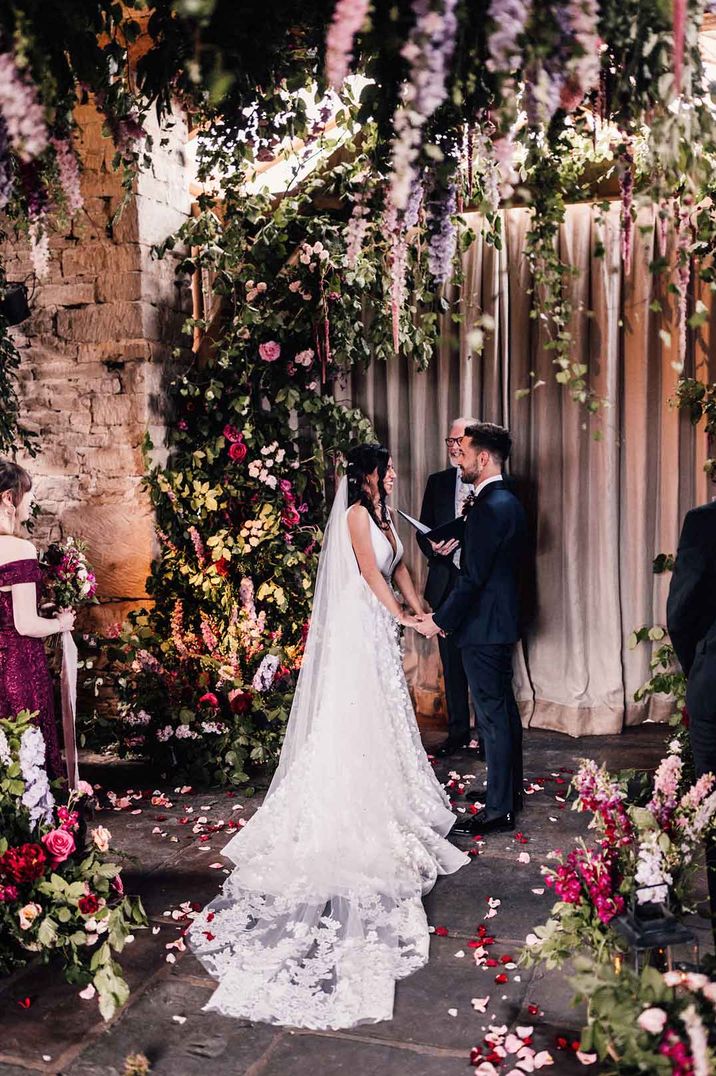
top-left (0, 711), bottom-right (145, 1019)
top-left (41, 536), bottom-right (98, 611)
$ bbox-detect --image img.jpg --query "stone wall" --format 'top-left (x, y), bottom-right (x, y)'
top-left (3, 102), bottom-right (194, 630)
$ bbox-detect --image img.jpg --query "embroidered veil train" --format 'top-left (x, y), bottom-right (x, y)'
top-left (189, 476), bottom-right (468, 1029)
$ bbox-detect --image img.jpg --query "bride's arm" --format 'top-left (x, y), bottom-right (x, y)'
top-left (347, 506), bottom-right (417, 626)
top-left (392, 561), bottom-right (427, 615)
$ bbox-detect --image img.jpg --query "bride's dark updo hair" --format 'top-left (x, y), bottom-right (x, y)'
top-left (0, 458), bottom-right (32, 506)
top-left (346, 443), bottom-right (391, 529)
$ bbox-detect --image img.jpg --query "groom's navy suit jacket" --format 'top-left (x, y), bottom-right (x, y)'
top-left (433, 479), bottom-right (526, 647)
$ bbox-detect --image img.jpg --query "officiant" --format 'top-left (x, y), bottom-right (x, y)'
top-left (418, 417), bottom-right (482, 759)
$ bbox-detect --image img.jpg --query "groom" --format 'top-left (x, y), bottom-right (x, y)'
top-left (417, 422), bottom-right (527, 835)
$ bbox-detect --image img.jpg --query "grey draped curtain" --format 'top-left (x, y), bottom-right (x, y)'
top-left (340, 203), bottom-right (713, 736)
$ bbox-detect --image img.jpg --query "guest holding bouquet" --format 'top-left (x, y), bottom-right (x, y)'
top-left (0, 459), bottom-right (75, 778)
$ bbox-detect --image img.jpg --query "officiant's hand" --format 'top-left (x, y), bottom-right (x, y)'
top-left (415, 613), bottom-right (444, 639)
top-left (429, 538), bottom-right (459, 557)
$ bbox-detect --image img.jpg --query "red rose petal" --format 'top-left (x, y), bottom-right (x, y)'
top-left (17, 996), bottom-right (32, 1009)
top-left (495, 972), bottom-right (509, 984)
top-left (500, 954), bottom-right (514, 964)
top-left (434, 925), bottom-right (449, 937)
top-left (528, 1004), bottom-right (541, 1015)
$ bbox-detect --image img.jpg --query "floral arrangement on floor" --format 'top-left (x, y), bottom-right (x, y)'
top-left (0, 711), bottom-right (146, 1019)
top-left (568, 959), bottom-right (716, 1073)
top-left (523, 747), bottom-right (716, 1071)
top-left (525, 750), bottom-right (715, 967)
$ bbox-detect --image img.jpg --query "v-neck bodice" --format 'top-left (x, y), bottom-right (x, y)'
top-left (369, 514), bottom-right (403, 580)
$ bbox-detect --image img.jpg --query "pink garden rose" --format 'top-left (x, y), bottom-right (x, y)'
top-left (41, 828), bottom-right (76, 866)
top-left (637, 1007), bottom-right (668, 1035)
top-left (259, 341), bottom-right (281, 363)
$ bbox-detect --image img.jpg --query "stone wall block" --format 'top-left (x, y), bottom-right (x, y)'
top-left (56, 302), bottom-right (145, 343)
top-left (96, 271), bottom-right (143, 303)
top-left (38, 282), bottom-right (97, 307)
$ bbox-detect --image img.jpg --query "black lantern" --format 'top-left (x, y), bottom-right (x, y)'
top-left (613, 887), bottom-right (700, 974)
top-left (0, 281), bottom-right (31, 325)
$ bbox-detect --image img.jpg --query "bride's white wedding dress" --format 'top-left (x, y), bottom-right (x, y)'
top-left (189, 477), bottom-right (468, 1029)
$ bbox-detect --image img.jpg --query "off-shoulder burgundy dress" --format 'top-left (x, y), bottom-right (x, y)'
top-left (0, 558), bottom-right (62, 778)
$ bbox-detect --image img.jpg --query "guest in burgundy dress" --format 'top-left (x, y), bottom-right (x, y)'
top-left (0, 459), bottom-right (75, 778)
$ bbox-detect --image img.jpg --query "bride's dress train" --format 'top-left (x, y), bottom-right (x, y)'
top-left (189, 479), bottom-right (468, 1028)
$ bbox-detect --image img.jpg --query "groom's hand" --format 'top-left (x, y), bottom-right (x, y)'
top-left (416, 613), bottom-right (444, 639)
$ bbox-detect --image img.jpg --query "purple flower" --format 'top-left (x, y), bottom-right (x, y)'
top-left (426, 180), bottom-right (457, 284)
top-left (0, 51), bottom-right (48, 162)
top-left (325, 0), bottom-right (371, 89)
top-left (51, 137), bottom-right (83, 214)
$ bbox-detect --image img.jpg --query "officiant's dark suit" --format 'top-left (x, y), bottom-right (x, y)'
top-left (433, 473), bottom-right (527, 819)
top-left (667, 501), bottom-right (716, 940)
top-left (418, 466), bottom-right (472, 750)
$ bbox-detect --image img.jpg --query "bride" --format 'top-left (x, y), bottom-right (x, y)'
top-left (189, 443), bottom-right (468, 1029)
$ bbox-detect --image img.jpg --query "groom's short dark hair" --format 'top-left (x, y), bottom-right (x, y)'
top-left (464, 422), bottom-right (512, 464)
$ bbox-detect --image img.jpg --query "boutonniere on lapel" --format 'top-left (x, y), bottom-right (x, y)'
top-left (461, 491), bottom-right (476, 517)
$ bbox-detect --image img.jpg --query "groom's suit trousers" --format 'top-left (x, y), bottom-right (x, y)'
top-left (460, 643), bottom-right (522, 817)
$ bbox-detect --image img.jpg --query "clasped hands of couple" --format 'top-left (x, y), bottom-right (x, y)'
top-left (398, 535), bottom-right (460, 639)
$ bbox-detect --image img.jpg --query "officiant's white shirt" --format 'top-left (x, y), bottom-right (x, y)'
top-left (454, 469), bottom-right (475, 567)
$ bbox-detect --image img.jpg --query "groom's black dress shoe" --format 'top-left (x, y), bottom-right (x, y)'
top-left (433, 738), bottom-right (485, 759)
top-left (451, 809), bottom-right (515, 837)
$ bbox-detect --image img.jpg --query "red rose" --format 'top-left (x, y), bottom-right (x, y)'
top-left (223, 424), bottom-right (241, 443)
top-left (215, 557), bottom-right (230, 577)
top-left (228, 440), bottom-right (247, 462)
top-left (41, 828), bottom-right (76, 867)
top-left (0, 883), bottom-right (19, 902)
top-left (0, 843), bottom-right (47, 883)
top-left (230, 691), bottom-right (252, 715)
top-left (281, 506), bottom-right (301, 527)
top-left (199, 692), bottom-right (219, 708)
top-left (78, 893), bottom-right (100, 916)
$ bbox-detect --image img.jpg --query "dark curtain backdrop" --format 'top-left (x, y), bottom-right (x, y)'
top-left (339, 203), bottom-right (714, 736)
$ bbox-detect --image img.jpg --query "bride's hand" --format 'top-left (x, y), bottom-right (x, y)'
top-left (398, 612), bottom-right (423, 630)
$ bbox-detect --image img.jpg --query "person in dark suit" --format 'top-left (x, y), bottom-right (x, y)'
top-left (667, 501), bottom-right (716, 943)
top-left (418, 416), bottom-right (480, 758)
top-left (417, 422), bottom-right (527, 835)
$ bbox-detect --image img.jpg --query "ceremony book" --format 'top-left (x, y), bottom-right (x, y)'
top-left (396, 509), bottom-right (465, 545)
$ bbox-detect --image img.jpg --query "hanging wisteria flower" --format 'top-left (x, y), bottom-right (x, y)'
top-left (50, 136), bottom-right (83, 214)
top-left (560, 0), bottom-right (601, 111)
top-left (0, 51), bottom-right (48, 162)
top-left (426, 180), bottom-right (457, 284)
top-left (0, 117), bottom-right (13, 210)
top-left (325, 0), bottom-right (371, 89)
top-left (389, 0), bottom-right (458, 210)
top-left (29, 222), bottom-right (50, 280)
top-left (346, 188), bottom-right (370, 269)
top-left (19, 726), bottom-right (55, 827)
top-left (486, 0), bottom-right (531, 72)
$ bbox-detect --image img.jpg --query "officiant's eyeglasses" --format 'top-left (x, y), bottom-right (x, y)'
top-left (445, 436), bottom-right (464, 447)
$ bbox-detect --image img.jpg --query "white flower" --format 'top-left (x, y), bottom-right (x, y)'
top-left (275, 448), bottom-right (286, 463)
top-left (252, 654), bottom-right (280, 693)
top-left (91, 825), bottom-right (111, 853)
top-left (19, 726), bottom-right (55, 826)
top-left (264, 475), bottom-right (278, 490)
top-left (19, 902), bottom-right (42, 930)
top-left (0, 729), bottom-right (11, 766)
top-left (248, 460), bottom-right (262, 478)
top-left (175, 725), bottom-right (198, 740)
top-left (156, 725), bottom-right (174, 742)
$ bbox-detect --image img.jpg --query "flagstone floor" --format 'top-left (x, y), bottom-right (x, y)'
top-left (0, 724), bottom-right (712, 1076)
